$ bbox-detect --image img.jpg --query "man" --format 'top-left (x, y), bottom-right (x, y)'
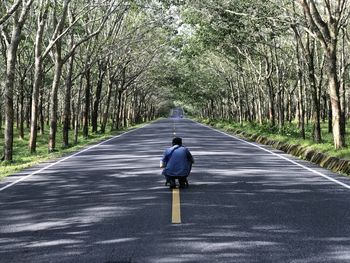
top-left (160, 137), bottom-right (194, 189)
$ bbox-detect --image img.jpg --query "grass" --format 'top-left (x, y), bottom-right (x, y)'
top-left (0, 122), bottom-right (148, 180)
top-left (197, 118), bottom-right (350, 160)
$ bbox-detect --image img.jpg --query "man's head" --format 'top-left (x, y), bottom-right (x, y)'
top-left (172, 137), bottom-right (182, 146)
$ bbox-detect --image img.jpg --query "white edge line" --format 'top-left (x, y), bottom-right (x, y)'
top-left (192, 120), bottom-right (350, 190)
top-left (0, 123), bottom-right (152, 192)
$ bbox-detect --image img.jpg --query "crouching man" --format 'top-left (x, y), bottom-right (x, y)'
top-left (160, 137), bottom-right (194, 189)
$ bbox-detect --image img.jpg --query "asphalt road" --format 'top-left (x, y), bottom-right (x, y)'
top-left (1, 118), bottom-right (350, 263)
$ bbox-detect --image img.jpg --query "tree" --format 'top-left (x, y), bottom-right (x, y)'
top-left (298, 0), bottom-right (349, 148)
top-left (1, 0), bottom-right (33, 161)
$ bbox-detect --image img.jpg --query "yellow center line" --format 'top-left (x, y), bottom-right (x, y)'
top-left (172, 188), bottom-right (181, 224)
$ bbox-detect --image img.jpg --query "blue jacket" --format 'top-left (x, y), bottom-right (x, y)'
top-left (161, 145), bottom-right (194, 177)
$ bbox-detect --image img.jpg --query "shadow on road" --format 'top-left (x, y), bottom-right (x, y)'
top-left (0, 119), bottom-right (350, 262)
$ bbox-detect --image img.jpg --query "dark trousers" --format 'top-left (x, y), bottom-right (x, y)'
top-left (166, 176), bottom-right (188, 187)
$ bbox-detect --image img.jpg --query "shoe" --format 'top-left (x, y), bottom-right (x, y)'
top-left (169, 180), bottom-right (176, 189)
top-left (185, 179), bottom-right (189, 188)
top-left (179, 178), bottom-right (189, 188)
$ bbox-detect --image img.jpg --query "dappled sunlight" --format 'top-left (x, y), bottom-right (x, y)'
top-left (95, 238), bottom-right (139, 245)
top-left (1, 119), bottom-right (350, 262)
top-left (27, 239), bottom-right (83, 248)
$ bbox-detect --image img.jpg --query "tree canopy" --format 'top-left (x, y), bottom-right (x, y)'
top-left (1, 0), bottom-right (350, 162)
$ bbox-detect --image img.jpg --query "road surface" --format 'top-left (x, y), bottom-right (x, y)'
top-left (1, 118), bottom-right (350, 263)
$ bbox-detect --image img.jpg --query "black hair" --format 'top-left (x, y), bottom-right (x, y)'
top-left (172, 137), bottom-right (182, 146)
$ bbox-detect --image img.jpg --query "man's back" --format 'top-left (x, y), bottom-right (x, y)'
top-left (162, 146), bottom-right (193, 177)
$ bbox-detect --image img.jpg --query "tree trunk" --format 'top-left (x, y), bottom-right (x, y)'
top-left (29, 56), bottom-right (43, 153)
top-left (92, 63), bottom-right (106, 133)
top-left (3, 47), bottom-right (16, 160)
top-left (26, 86), bottom-right (31, 129)
top-left (48, 43), bottom-right (63, 152)
top-left (327, 45), bottom-right (345, 148)
top-left (123, 92), bottom-right (128, 128)
top-left (2, 0), bottom-right (33, 161)
top-left (116, 90), bottom-right (123, 130)
top-left (322, 94), bottom-right (327, 123)
top-left (19, 77), bottom-right (25, 139)
top-left (82, 70), bottom-right (91, 138)
top-left (74, 75), bottom-right (84, 144)
top-left (3, 13), bottom-right (22, 160)
top-left (16, 96), bottom-right (19, 130)
top-left (328, 96), bottom-right (333, 133)
top-left (267, 78), bottom-right (275, 127)
top-left (71, 101), bottom-right (75, 131)
top-left (340, 33), bottom-right (347, 137)
top-left (294, 31), bottom-right (305, 139)
top-left (307, 38), bottom-right (321, 142)
top-left (39, 87), bottom-right (45, 135)
top-left (29, 3), bottom-right (47, 153)
top-left (101, 77), bottom-right (113, 133)
top-left (0, 103), bottom-right (2, 135)
top-left (257, 89), bottom-right (263, 125)
top-left (62, 52), bottom-right (74, 147)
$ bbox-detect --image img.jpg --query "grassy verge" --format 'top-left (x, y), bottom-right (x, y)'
top-left (195, 118), bottom-right (350, 160)
top-left (0, 122), bottom-right (148, 180)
